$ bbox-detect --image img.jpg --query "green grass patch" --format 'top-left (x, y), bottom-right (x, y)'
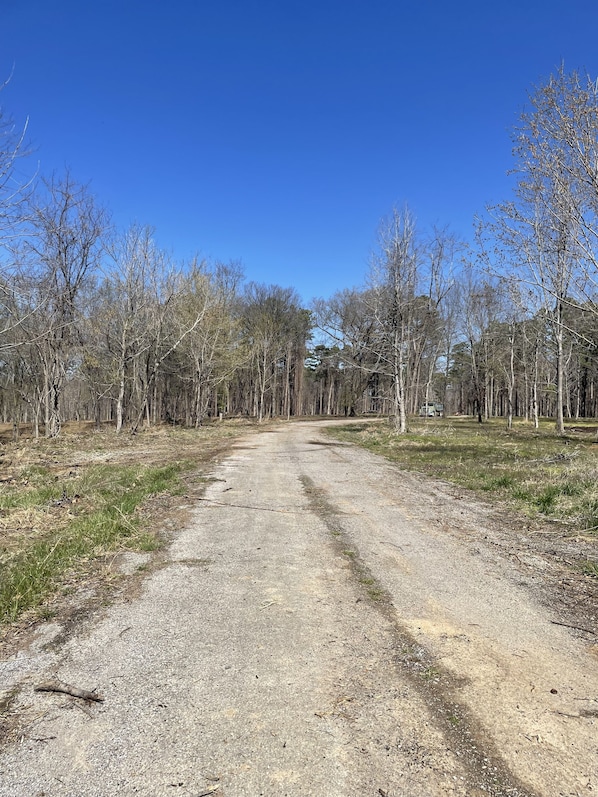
top-left (580, 560), bottom-right (598, 577)
top-left (479, 474), bottom-right (515, 492)
top-left (1, 484), bottom-right (64, 510)
top-left (421, 665), bottom-right (442, 682)
top-left (579, 499), bottom-right (598, 534)
top-left (535, 485), bottom-right (561, 514)
top-left (366, 585), bottom-right (387, 602)
top-left (0, 462), bottom-right (186, 622)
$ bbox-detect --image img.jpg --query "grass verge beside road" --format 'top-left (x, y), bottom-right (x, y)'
top-left (0, 422), bottom-right (246, 624)
top-left (326, 416), bottom-right (598, 536)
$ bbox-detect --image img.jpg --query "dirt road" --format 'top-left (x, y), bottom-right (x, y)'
top-left (1, 421), bottom-right (597, 796)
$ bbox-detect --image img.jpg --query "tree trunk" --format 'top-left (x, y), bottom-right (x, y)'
top-left (555, 302), bottom-right (565, 435)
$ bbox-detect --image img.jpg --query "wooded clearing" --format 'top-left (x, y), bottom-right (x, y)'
top-left (1, 67), bottom-right (598, 435)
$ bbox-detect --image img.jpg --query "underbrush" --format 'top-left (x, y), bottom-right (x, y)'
top-left (0, 422), bottom-right (246, 623)
top-left (327, 417), bottom-right (598, 536)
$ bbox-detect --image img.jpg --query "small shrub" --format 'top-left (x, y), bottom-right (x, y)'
top-left (560, 481), bottom-right (582, 497)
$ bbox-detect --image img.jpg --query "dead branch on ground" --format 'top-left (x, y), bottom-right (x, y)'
top-left (34, 679), bottom-right (104, 703)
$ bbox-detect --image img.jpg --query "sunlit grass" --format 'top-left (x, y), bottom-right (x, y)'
top-left (580, 560), bottom-right (598, 577)
top-left (0, 421), bottom-right (248, 623)
top-left (327, 416), bottom-right (598, 533)
top-left (0, 463), bottom-right (186, 621)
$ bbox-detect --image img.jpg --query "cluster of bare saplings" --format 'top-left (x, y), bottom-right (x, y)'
top-left (1, 65), bottom-right (598, 438)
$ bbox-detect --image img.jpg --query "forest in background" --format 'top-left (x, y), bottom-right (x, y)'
top-left (1, 65), bottom-right (598, 437)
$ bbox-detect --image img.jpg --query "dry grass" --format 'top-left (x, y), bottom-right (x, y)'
top-left (0, 420), bottom-right (251, 624)
top-left (327, 416), bottom-right (598, 534)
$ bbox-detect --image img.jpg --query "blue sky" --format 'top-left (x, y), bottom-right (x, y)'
top-left (2, 0), bottom-right (598, 302)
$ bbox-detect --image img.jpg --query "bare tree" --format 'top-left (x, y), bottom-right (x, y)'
top-left (0, 73), bottom-right (33, 238)
top-left (13, 172), bottom-right (108, 437)
top-left (312, 213), bottom-right (456, 427)
top-left (526, 67), bottom-right (598, 311)
top-left (312, 288), bottom-right (381, 416)
top-left (456, 267), bottom-right (502, 423)
top-left (241, 284), bottom-right (309, 422)
top-left (417, 227), bottom-right (458, 416)
top-left (171, 259), bottom-right (244, 426)
top-left (95, 224), bottom-right (160, 431)
top-left (370, 206), bottom-right (450, 432)
top-left (486, 66), bottom-right (593, 435)
top-left (0, 76), bottom-right (36, 366)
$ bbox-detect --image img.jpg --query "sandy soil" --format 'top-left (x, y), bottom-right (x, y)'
top-left (0, 420), bottom-right (596, 796)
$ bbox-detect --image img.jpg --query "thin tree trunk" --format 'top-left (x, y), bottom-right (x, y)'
top-left (555, 304), bottom-right (565, 435)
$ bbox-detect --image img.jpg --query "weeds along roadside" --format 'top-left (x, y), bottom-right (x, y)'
top-left (326, 417), bottom-right (598, 571)
top-left (0, 422), bottom-right (245, 624)
top-left (3, 416), bottom-right (596, 626)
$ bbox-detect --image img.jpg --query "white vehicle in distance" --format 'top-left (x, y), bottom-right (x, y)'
top-left (418, 402), bottom-right (444, 417)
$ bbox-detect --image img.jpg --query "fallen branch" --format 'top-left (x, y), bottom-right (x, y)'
top-left (525, 451), bottom-right (580, 465)
top-left (35, 679), bottom-right (104, 703)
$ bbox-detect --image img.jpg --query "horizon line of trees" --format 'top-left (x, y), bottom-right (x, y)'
top-left (1, 65), bottom-right (598, 437)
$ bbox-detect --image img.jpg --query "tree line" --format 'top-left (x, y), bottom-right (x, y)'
top-left (1, 180), bottom-right (311, 435)
top-left (313, 65), bottom-right (598, 434)
top-left (1, 65), bottom-right (598, 436)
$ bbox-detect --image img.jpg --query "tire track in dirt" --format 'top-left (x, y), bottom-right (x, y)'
top-left (293, 422), bottom-right (598, 796)
top-left (1, 421), bottom-right (596, 796)
top-left (300, 473), bottom-right (535, 797)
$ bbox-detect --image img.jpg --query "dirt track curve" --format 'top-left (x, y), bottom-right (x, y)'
top-left (1, 420), bottom-right (597, 796)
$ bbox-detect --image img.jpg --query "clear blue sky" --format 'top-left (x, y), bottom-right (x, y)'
top-left (2, 0), bottom-right (598, 303)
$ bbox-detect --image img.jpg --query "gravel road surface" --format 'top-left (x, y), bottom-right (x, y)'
top-left (1, 420), bottom-right (597, 796)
